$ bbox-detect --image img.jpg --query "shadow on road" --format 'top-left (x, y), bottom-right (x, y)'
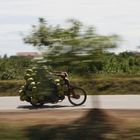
top-left (17, 104), bottom-right (73, 110)
top-left (24, 109), bottom-right (124, 140)
top-left (23, 96), bottom-right (125, 140)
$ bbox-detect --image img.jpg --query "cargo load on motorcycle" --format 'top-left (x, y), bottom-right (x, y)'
top-left (19, 59), bottom-right (87, 107)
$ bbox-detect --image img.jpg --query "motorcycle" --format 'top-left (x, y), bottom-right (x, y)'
top-left (19, 70), bottom-right (87, 107)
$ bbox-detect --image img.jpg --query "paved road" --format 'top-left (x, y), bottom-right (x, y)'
top-left (0, 95), bottom-right (140, 111)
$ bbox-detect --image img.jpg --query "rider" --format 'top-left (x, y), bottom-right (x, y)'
top-left (52, 71), bottom-right (69, 100)
top-left (45, 68), bottom-right (79, 100)
top-left (52, 71), bottom-right (79, 99)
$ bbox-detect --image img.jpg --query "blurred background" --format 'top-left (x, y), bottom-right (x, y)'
top-left (0, 0), bottom-right (140, 140)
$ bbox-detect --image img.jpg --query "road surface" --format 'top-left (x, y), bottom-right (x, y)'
top-left (0, 95), bottom-right (140, 111)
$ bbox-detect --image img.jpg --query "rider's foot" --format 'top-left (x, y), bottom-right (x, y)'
top-left (72, 94), bottom-right (80, 99)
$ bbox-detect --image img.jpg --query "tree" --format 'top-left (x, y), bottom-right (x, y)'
top-left (24, 18), bottom-right (120, 54)
top-left (23, 18), bottom-right (120, 74)
top-left (3, 54), bottom-right (8, 59)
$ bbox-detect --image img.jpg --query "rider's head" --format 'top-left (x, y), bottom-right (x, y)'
top-left (64, 72), bottom-right (68, 77)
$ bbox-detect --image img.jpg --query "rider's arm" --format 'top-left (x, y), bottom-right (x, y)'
top-left (53, 71), bottom-right (67, 76)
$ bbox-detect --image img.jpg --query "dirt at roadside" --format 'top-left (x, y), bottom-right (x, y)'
top-left (0, 109), bottom-right (140, 125)
top-left (0, 109), bottom-right (86, 125)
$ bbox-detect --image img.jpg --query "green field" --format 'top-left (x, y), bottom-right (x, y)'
top-left (0, 75), bottom-right (140, 96)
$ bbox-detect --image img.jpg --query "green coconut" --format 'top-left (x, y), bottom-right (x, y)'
top-left (18, 89), bottom-right (23, 95)
top-left (36, 82), bottom-right (40, 85)
top-left (32, 67), bottom-right (37, 71)
top-left (32, 86), bottom-right (37, 92)
top-left (28, 82), bottom-right (36, 89)
top-left (21, 95), bottom-right (30, 102)
top-left (24, 74), bottom-right (31, 80)
top-left (26, 69), bottom-right (33, 74)
top-left (30, 82), bottom-right (36, 86)
top-left (39, 96), bottom-right (45, 101)
top-left (31, 73), bottom-right (36, 78)
top-left (31, 98), bottom-right (38, 104)
top-left (20, 65), bottom-right (62, 104)
top-left (27, 78), bottom-right (34, 84)
top-left (21, 86), bottom-right (25, 89)
top-left (20, 95), bottom-right (26, 101)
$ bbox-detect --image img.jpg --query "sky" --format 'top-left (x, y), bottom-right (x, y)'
top-left (0, 0), bottom-right (140, 56)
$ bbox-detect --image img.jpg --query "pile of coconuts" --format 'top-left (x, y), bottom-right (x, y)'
top-left (18, 65), bottom-right (61, 106)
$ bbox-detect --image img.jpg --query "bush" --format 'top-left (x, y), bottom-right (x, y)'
top-left (0, 80), bottom-right (24, 96)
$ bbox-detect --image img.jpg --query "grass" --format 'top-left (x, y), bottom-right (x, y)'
top-left (71, 75), bottom-right (140, 95)
top-left (0, 75), bottom-right (140, 96)
top-left (0, 125), bottom-right (27, 140)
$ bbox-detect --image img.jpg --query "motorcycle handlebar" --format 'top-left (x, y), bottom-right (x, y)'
top-left (53, 71), bottom-right (68, 78)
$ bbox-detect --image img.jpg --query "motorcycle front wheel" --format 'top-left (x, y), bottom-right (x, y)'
top-left (68, 86), bottom-right (87, 106)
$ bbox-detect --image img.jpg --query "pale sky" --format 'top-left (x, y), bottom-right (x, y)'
top-left (0, 0), bottom-right (140, 56)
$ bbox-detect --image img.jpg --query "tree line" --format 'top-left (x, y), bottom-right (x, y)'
top-left (0, 56), bottom-right (32, 80)
top-left (44, 51), bottom-right (140, 75)
top-left (0, 51), bottom-right (140, 80)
